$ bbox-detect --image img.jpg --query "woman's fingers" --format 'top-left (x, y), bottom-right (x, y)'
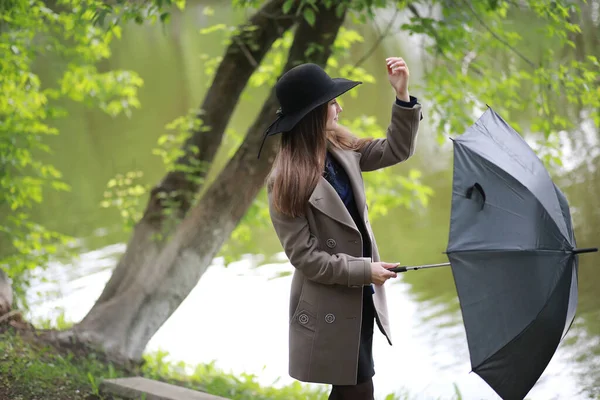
top-left (372, 262), bottom-right (400, 285)
top-left (387, 57), bottom-right (405, 67)
top-left (383, 263), bottom-right (398, 279)
top-left (386, 56), bottom-right (404, 64)
top-left (387, 62), bottom-right (409, 76)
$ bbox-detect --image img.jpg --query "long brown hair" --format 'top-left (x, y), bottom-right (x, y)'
top-left (269, 102), bottom-right (373, 218)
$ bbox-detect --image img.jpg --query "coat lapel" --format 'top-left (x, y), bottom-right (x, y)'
top-left (309, 177), bottom-right (359, 233)
top-left (308, 146), bottom-right (366, 233)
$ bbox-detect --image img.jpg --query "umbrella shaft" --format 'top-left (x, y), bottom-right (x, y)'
top-left (391, 262), bottom-right (451, 273)
top-left (406, 262), bottom-right (451, 270)
top-left (392, 248), bottom-right (598, 274)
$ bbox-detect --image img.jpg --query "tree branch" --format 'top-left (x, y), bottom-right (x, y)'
top-left (232, 35), bottom-right (259, 67)
top-left (459, 0), bottom-right (536, 68)
top-left (406, 4), bottom-right (484, 76)
top-left (353, 7), bottom-right (400, 68)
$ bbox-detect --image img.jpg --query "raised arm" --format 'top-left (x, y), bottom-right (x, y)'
top-left (358, 99), bottom-right (421, 171)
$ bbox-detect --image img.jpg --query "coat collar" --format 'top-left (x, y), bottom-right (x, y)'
top-left (308, 145), bottom-right (366, 233)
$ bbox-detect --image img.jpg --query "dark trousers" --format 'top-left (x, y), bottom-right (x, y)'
top-left (328, 378), bottom-right (374, 400)
top-left (329, 287), bottom-right (376, 400)
top-left (357, 287), bottom-right (375, 382)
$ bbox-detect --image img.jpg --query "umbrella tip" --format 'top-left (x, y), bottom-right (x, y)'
top-left (573, 248), bottom-right (598, 254)
top-left (485, 103), bottom-right (491, 109)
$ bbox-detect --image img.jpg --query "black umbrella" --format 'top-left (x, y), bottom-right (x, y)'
top-left (390, 108), bottom-right (597, 400)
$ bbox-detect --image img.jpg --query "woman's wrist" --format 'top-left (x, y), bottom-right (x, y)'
top-left (396, 91), bottom-right (410, 102)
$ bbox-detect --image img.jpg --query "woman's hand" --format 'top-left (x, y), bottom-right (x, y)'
top-left (386, 57), bottom-right (410, 102)
top-left (371, 262), bottom-right (399, 285)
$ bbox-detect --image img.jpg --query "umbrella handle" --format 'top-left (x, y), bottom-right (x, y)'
top-left (573, 248), bottom-right (598, 254)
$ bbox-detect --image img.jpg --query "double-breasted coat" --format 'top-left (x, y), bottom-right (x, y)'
top-left (267, 102), bottom-right (422, 386)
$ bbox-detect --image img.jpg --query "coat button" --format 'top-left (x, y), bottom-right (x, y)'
top-left (326, 239), bottom-right (336, 248)
top-left (298, 314), bottom-right (309, 325)
top-left (325, 313), bottom-right (335, 324)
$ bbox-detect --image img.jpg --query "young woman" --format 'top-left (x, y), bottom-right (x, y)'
top-left (259, 57), bottom-right (422, 400)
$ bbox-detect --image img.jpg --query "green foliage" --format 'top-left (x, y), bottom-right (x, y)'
top-left (100, 171), bottom-right (148, 231)
top-left (0, 0), bottom-right (178, 307)
top-left (249, 0), bottom-right (599, 168)
top-left (88, 0), bottom-right (186, 29)
top-left (274, 0), bottom-right (394, 25)
top-left (153, 110), bottom-right (208, 181)
top-left (100, 109), bottom-right (211, 236)
top-left (249, 31), bottom-right (294, 87)
top-left (405, 0), bottom-right (600, 166)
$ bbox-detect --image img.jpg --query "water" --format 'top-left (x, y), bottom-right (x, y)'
top-left (27, 245), bottom-right (597, 399)
top-left (20, 2), bottom-right (600, 399)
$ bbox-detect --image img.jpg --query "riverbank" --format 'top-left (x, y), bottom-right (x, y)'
top-left (0, 323), bottom-right (330, 400)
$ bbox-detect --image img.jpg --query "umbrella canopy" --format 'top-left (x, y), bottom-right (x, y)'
top-left (445, 108), bottom-right (592, 400)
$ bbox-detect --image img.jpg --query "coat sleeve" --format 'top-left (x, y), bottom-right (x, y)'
top-left (268, 186), bottom-right (372, 287)
top-left (358, 100), bottom-right (422, 171)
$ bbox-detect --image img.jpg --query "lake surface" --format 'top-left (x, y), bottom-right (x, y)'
top-left (20, 2), bottom-right (600, 399)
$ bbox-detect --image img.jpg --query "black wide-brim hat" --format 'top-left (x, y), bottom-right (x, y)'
top-left (257, 63), bottom-right (362, 158)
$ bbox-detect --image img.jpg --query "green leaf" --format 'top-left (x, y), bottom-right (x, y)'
top-left (282, 0), bottom-right (294, 14)
top-left (50, 182), bottom-right (71, 192)
top-left (303, 8), bottom-right (316, 26)
top-left (174, 0), bottom-right (185, 10)
top-left (199, 24), bottom-right (227, 35)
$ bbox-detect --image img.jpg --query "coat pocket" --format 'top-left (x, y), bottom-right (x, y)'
top-left (291, 299), bottom-right (317, 336)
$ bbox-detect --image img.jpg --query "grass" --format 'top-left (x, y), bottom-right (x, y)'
top-left (0, 324), bottom-right (464, 400)
top-left (0, 326), bottom-right (331, 400)
top-left (0, 328), bottom-right (125, 400)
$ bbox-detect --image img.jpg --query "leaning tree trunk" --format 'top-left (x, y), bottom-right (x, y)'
top-left (59, 4), bottom-right (348, 362)
top-left (89, 0), bottom-right (297, 308)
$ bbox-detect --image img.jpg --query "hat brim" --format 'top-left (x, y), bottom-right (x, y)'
top-left (266, 78), bottom-right (361, 136)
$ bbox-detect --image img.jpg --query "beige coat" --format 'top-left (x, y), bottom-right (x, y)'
top-left (267, 102), bottom-right (422, 386)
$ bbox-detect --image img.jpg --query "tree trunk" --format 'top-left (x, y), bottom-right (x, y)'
top-left (91, 0), bottom-right (297, 308)
top-left (60, 3), bottom-right (347, 363)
